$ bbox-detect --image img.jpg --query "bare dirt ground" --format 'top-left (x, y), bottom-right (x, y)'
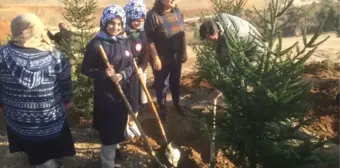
top-left (0, 1), bottom-right (339, 167)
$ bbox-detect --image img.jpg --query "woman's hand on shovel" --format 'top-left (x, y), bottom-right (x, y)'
top-left (106, 66), bottom-right (123, 82)
top-left (106, 65), bottom-right (115, 76)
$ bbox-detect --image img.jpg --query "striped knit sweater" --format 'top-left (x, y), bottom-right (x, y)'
top-left (0, 44), bottom-right (72, 141)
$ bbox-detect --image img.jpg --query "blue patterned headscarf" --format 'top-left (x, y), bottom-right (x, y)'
top-left (124, 0), bottom-right (146, 23)
top-left (97, 5), bottom-right (127, 41)
top-left (100, 5), bottom-right (126, 30)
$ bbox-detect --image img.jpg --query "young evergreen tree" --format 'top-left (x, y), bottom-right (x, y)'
top-left (210, 0), bottom-right (246, 15)
top-left (193, 0), bottom-right (336, 167)
top-left (59, 0), bottom-right (98, 117)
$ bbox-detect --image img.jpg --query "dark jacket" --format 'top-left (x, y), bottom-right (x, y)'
top-left (127, 30), bottom-right (149, 71)
top-left (126, 29), bottom-right (150, 112)
top-left (81, 36), bottom-right (134, 145)
top-left (215, 13), bottom-right (263, 63)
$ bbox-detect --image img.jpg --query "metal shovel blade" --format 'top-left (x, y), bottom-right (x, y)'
top-left (165, 142), bottom-right (181, 167)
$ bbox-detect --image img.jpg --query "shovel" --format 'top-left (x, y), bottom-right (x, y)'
top-left (132, 58), bottom-right (181, 167)
top-left (97, 44), bottom-right (167, 168)
top-left (210, 92), bottom-right (223, 168)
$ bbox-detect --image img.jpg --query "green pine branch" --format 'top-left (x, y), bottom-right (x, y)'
top-left (193, 0), bottom-right (335, 167)
top-left (58, 0), bottom-right (98, 118)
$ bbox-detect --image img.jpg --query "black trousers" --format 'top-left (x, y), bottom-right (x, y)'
top-left (155, 62), bottom-right (182, 114)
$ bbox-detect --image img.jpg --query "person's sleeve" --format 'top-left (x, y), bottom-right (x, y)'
top-left (81, 40), bottom-right (108, 79)
top-left (176, 8), bottom-right (187, 62)
top-left (145, 10), bottom-right (160, 59)
top-left (56, 54), bottom-right (72, 103)
top-left (47, 31), bottom-right (56, 41)
top-left (180, 11), bottom-right (188, 62)
top-left (139, 42), bottom-right (150, 71)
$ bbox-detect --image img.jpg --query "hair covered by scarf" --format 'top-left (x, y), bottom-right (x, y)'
top-left (100, 5), bottom-right (126, 30)
top-left (10, 13), bottom-right (53, 52)
top-left (124, 0), bottom-right (147, 22)
top-left (97, 5), bottom-right (127, 40)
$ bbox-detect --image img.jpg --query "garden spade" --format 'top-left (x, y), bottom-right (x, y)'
top-left (132, 58), bottom-right (181, 167)
top-left (210, 92), bottom-right (223, 168)
top-left (97, 44), bottom-right (167, 168)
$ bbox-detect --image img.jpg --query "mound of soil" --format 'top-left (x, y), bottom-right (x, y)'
top-left (181, 74), bottom-right (213, 93)
top-left (137, 103), bottom-right (234, 168)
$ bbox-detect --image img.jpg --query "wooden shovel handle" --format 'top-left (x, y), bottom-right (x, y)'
top-left (132, 59), bottom-right (169, 143)
top-left (98, 45), bottom-right (112, 69)
top-left (97, 45), bottom-right (164, 166)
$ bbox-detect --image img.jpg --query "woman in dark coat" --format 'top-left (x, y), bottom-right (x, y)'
top-left (124, 0), bottom-right (149, 137)
top-left (0, 13), bottom-right (75, 168)
top-left (145, 0), bottom-right (188, 121)
top-left (81, 5), bottom-right (134, 168)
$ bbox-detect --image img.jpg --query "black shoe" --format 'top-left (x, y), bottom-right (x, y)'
top-left (174, 104), bottom-right (187, 116)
